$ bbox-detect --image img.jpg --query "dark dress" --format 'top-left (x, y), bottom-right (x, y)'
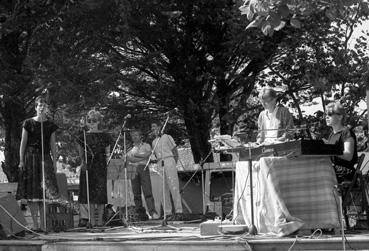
top-left (327, 127), bottom-right (358, 183)
top-left (78, 132), bottom-right (110, 204)
top-left (16, 118), bottom-right (59, 201)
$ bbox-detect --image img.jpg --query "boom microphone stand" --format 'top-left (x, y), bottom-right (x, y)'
top-left (105, 114), bottom-right (131, 227)
top-left (159, 114), bottom-right (172, 226)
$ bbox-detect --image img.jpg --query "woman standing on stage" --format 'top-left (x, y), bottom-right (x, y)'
top-left (77, 109), bottom-right (111, 227)
top-left (325, 102), bottom-right (358, 183)
top-left (16, 96), bottom-right (60, 231)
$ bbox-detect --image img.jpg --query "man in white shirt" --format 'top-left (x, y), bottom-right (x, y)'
top-left (257, 88), bottom-right (294, 144)
top-left (151, 121), bottom-right (183, 220)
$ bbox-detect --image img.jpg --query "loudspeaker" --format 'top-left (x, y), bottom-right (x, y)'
top-left (0, 194), bottom-right (27, 237)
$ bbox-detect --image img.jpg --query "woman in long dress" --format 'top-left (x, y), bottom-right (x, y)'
top-left (16, 96), bottom-right (60, 231)
top-left (77, 109), bottom-right (110, 227)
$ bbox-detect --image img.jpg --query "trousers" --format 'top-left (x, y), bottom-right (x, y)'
top-left (131, 164), bottom-right (156, 214)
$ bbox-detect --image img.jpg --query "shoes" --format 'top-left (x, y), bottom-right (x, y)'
top-left (174, 213), bottom-right (185, 221)
top-left (165, 214), bottom-right (174, 221)
top-left (165, 213), bottom-right (185, 221)
top-left (136, 207), bottom-right (149, 221)
top-left (151, 213), bottom-right (160, 220)
top-left (78, 219), bottom-right (88, 227)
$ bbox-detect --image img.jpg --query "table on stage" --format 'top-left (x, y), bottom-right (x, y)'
top-left (233, 156), bottom-right (341, 236)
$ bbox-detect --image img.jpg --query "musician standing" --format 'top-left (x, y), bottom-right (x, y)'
top-left (256, 88), bottom-right (294, 144)
top-left (324, 102), bottom-right (358, 183)
top-left (77, 109), bottom-right (111, 227)
top-left (126, 129), bottom-right (159, 220)
top-left (151, 121), bottom-right (184, 220)
top-left (16, 96), bottom-right (60, 231)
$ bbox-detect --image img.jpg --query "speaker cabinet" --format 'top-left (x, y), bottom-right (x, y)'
top-left (0, 194), bottom-right (27, 237)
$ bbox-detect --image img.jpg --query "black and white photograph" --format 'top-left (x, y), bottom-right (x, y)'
top-left (1, 0), bottom-right (369, 250)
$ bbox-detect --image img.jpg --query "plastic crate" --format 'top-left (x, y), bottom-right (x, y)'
top-left (46, 203), bottom-right (73, 232)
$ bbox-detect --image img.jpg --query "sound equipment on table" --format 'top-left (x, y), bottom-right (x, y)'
top-left (215, 139), bottom-right (343, 161)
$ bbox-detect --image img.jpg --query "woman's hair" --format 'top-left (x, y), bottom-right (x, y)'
top-left (151, 120), bottom-right (162, 127)
top-left (259, 87), bottom-right (278, 100)
top-left (130, 128), bottom-right (143, 136)
top-left (326, 102), bottom-right (346, 124)
top-left (87, 109), bottom-right (103, 122)
top-left (35, 96), bottom-right (48, 108)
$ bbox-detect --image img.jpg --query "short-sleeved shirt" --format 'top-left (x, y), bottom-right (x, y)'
top-left (23, 118), bottom-right (58, 153)
top-left (127, 142), bottom-right (152, 165)
top-left (328, 127), bottom-right (358, 171)
top-left (257, 105), bottom-right (294, 143)
top-left (152, 134), bottom-right (176, 159)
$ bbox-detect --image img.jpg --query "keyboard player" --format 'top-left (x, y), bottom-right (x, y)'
top-left (324, 102), bottom-right (358, 183)
top-left (256, 88), bottom-right (294, 144)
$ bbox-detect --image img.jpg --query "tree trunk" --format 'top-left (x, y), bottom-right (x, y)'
top-left (321, 93), bottom-right (326, 113)
top-left (183, 102), bottom-right (213, 164)
top-left (217, 81), bottom-right (234, 162)
top-left (1, 98), bottom-right (26, 182)
top-left (290, 92), bottom-right (303, 121)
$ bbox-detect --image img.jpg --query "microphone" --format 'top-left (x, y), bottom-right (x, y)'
top-left (79, 116), bottom-right (88, 131)
top-left (165, 107), bottom-right (179, 115)
top-left (121, 114), bottom-right (131, 131)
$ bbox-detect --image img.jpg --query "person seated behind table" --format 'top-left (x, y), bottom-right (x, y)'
top-left (324, 102), bottom-right (358, 183)
top-left (256, 88), bottom-right (294, 144)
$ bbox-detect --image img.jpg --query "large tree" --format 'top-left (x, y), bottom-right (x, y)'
top-left (0, 0), bottom-right (71, 181)
top-left (0, 0), bottom-right (112, 181)
top-left (49, 0), bottom-right (297, 163)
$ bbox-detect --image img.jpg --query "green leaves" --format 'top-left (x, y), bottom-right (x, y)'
top-left (241, 0), bottom-right (369, 36)
top-left (278, 4), bottom-right (289, 18)
top-left (290, 18), bottom-right (301, 28)
top-left (246, 15), bottom-right (263, 29)
top-left (261, 20), bottom-right (273, 36)
top-left (267, 12), bottom-right (281, 27)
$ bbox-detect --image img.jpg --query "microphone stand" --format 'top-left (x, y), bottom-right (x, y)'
top-left (160, 115), bottom-right (170, 226)
top-left (247, 142), bottom-right (257, 235)
top-left (40, 117), bottom-right (48, 233)
top-left (123, 127), bottom-right (128, 223)
top-left (200, 159), bottom-right (206, 216)
top-left (83, 128), bottom-right (92, 229)
top-left (105, 117), bottom-right (130, 227)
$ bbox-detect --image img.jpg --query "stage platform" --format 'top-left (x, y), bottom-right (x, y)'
top-left (1, 221), bottom-right (369, 251)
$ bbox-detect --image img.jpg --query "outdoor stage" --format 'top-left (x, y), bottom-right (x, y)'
top-left (1, 221), bottom-right (369, 251)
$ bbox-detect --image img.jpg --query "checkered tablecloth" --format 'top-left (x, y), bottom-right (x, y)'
top-left (233, 156), bottom-right (340, 236)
